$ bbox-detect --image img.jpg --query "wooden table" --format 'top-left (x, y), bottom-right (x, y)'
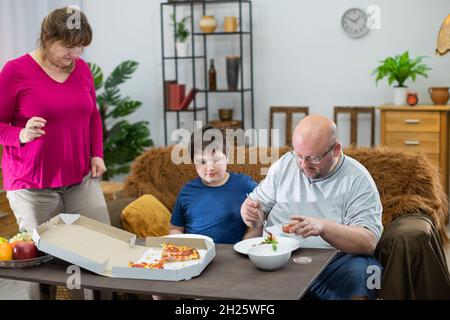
top-left (0, 245), bottom-right (336, 300)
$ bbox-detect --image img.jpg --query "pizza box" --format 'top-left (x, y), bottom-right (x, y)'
top-left (32, 214), bottom-right (215, 281)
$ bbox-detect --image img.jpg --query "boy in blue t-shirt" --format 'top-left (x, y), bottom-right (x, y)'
top-left (170, 125), bottom-right (257, 244)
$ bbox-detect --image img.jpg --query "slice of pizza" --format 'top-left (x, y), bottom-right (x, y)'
top-left (128, 260), bottom-right (165, 269)
top-left (161, 243), bottom-right (200, 262)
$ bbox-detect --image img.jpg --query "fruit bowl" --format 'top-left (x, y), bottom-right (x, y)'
top-left (0, 231), bottom-right (52, 267)
top-left (0, 254), bottom-right (53, 268)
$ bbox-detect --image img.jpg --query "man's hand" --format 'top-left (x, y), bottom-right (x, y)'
top-left (243, 225), bottom-right (263, 239)
top-left (19, 117), bottom-right (46, 144)
top-left (240, 197), bottom-right (265, 228)
top-left (288, 215), bottom-right (377, 254)
top-left (289, 215), bottom-right (326, 238)
top-left (91, 157), bottom-right (106, 178)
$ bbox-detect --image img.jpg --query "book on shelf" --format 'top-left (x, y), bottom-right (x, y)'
top-left (179, 88), bottom-right (197, 110)
top-left (168, 83), bottom-right (185, 110)
top-left (164, 80), bottom-right (177, 109)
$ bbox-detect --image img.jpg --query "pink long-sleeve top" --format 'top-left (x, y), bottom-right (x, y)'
top-left (0, 54), bottom-right (103, 190)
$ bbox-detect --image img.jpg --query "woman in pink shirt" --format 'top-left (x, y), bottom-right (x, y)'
top-left (0, 7), bottom-right (110, 232)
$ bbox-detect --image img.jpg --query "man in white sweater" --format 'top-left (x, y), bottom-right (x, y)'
top-left (241, 115), bottom-right (383, 299)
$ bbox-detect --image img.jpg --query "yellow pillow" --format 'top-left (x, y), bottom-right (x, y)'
top-left (121, 194), bottom-right (171, 238)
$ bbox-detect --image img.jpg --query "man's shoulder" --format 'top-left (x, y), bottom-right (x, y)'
top-left (342, 155), bottom-right (379, 190)
top-left (267, 152), bottom-right (294, 173)
top-left (343, 155), bottom-right (371, 175)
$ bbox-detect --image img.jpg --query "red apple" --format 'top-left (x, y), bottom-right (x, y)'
top-left (12, 241), bottom-right (38, 260)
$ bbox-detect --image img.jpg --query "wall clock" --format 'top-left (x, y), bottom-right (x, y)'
top-left (341, 8), bottom-right (370, 38)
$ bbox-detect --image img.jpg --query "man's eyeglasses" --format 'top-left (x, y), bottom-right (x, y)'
top-left (291, 142), bottom-right (337, 164)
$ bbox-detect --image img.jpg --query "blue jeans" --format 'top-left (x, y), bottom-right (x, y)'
top-left (306, 252), bottom-right (383, 300)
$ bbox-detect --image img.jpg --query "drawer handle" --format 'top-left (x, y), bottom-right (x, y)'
top-left (0, 212), bottom-right (8, 219)
top-left (404, 119), bottom-right (420, 124)
top-left (404, 141), bottom-right (420, 145)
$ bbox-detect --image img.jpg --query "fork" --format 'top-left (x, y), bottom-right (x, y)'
top-left (258, 211), bottom-right (274, 239)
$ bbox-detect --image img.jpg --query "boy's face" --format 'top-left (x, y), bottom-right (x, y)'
top-left (193, 150), bottom-right (228, 185)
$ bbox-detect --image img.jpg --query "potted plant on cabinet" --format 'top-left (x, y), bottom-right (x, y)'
top-left (372, 51), bottom-right (431, 105)
top-left (171, 14), bottom-right (190, 57)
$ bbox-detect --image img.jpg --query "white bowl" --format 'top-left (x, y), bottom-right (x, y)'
top-left (247, 244), bottom-right (292, 271)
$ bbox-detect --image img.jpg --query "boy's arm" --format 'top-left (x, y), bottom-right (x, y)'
top-left (169, 224), bottom-right (185, 235)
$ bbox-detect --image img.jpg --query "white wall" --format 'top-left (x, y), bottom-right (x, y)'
top-left (2, 0), bottom-right (450, 148)
top-left (251, 0), bottom-right (450, 146)
top-left (81, 0), bottom-right (163, 143)
top-left (82, 0), bottom-right (450, 147)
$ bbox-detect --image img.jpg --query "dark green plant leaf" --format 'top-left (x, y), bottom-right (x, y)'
top-left (104, 87), bottom-right (122, 107)
top-left (89, 60), bottom-right (152, 180)
top-left (104, 60), bottom-right (139, 91)
top-left (171, 14), bottom-right (190, 42)
top-left (110, 100), bottom-right (142, 118)
top-left (372, 51), bottom-right (431, 87)
top-left (88, 62), bottom-right (104, 90)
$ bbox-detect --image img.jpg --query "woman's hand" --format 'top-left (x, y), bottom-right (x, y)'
top-left (19, 117), bottom-right (47, 144)
top-left (91, 157), bottom-right (106, 178)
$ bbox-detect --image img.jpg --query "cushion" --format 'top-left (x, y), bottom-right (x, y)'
top-left (107, 197), bottom-right (136, 229)
top-left (120, 194), bottom-right (171, 238)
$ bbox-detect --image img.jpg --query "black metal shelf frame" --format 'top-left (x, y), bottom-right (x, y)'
top-left (161, 0), bottom-right (254, 145)
top-left (162, 0), bottom-right (251, 7)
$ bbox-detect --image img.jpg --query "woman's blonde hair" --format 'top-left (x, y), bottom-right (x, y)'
top-left (38, 7), bottom-right (92, 70)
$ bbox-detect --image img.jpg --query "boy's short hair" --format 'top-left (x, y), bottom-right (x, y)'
top-left (190, 125), bottom-right (228, 162)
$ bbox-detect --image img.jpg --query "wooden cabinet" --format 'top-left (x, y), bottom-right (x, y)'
top-left (378, 105), bottom-right (450, 196)
top-left (0, 146), bottom-right (19, 238)
top-left (0, 193), bottom-right (18, 238)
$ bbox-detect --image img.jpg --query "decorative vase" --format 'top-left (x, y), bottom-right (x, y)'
top-left (199, 15), bottom-right (217, 33)
top-left (219, 108), bottom-right (233, 121)
top-left (428, 87), bottom-right (450, 105)
top-left (224, 16), bottom-right (238, 32)
top-left (226, 56), bottom-right (240, 90)
top-left (176, 41), bottom-right (189, 57)
top-left (393, 86), bottom-right (408, 105)
top-left (406, 90), bottom-right (418, 106)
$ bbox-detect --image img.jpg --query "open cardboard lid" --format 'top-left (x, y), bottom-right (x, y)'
top-left (33, 214), bottom-right (142, 276)
top-left (33, 214), bottom-right (215, 280)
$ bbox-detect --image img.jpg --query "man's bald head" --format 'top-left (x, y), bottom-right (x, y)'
top-left (292, 115), bottom-right (338, 151)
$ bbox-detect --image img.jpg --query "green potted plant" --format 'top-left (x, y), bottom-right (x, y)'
top-left (171, 14), bottom-right (190, 57)
top-left (88, 60), bottom-right (153, 181)
top-left (372, 51), bottom-right (431, 105)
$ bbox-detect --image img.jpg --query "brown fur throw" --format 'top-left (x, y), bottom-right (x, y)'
top-left (124, 145), bottom-right (449, 244)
